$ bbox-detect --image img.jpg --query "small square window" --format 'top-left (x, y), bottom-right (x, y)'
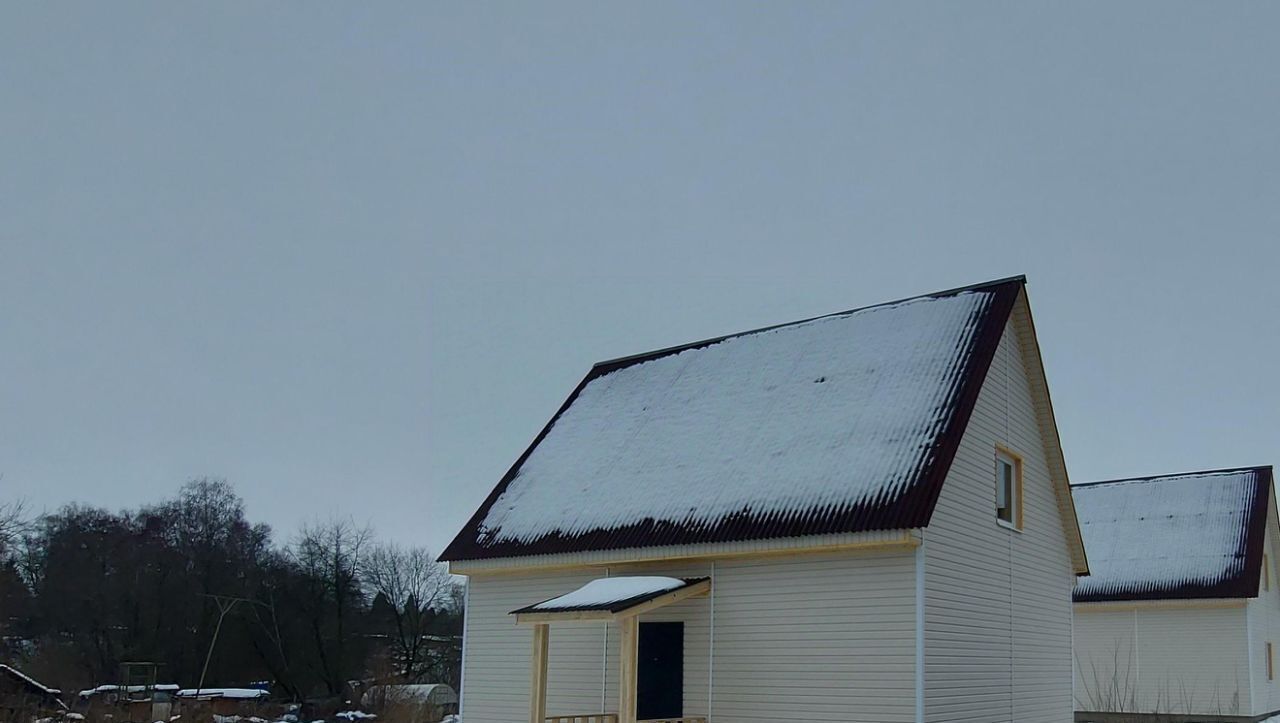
top-left (996, 450), bottom-right (1021, 530)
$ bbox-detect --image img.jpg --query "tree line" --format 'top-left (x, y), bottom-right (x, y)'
top-left (0, 479), bottom-right (462, 702)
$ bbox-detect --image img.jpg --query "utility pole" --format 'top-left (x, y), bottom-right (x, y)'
top-left (197, 594), bottom-right (270, 696)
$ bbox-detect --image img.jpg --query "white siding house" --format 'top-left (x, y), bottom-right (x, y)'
top-left (442, 277), bottom-right (1089, 723)
top-left (1071, 466), bottom-right (1278, 722)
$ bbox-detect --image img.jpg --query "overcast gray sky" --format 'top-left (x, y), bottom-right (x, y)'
top-left (2, 2), bottom-right (1277, 554)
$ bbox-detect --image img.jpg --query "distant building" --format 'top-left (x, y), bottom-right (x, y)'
top-left (361, 684), bottom-right (458, 716)
top-left (78, 682), bottom-right (179, 721)
top-left (1072, 466), bottom-right (1278, 721)
top-left (175, 687), bottom-right (271, 716)
top-left (0, 664), bottom-right (66, 716)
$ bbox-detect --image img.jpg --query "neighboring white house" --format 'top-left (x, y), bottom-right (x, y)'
top-left (442, 276), bottom-right (1089, 723)
top-left (1071, 466), bottom-right (1278, 722)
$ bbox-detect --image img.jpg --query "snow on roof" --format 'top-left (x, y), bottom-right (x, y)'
top-left (0, 664), bottom-right (62, 696)
top-left (444, 278), bottom-right (1023, 561)
top-left (80, 683), bottom-right (180, 697)
top-left (532, 576), bottom-right (685, 612)
top-left (1073, 467), bottom-right (1272, 602)
top-left (176, 688), bottom-right (270, 699)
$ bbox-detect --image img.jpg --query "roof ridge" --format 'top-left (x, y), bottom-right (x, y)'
top-left (1071, 464), bottom-right (1272, 489)
top-left (593, 275), bottom-right (1027, 374)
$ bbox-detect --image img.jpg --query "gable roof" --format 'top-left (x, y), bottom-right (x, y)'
top-left (0, 664), bottom-right (65, 709)
top-left (442, 277), bottom-right (1046, 562)
top-left (1072, 466), bottom-right (1273, 602)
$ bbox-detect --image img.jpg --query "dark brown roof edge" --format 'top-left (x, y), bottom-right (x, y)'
top-left (509, 577), bottom-right (710, 615)
top-left (441, 276), bottom-right (1025, 562)
top-left (882, 277), bottom-right (1022, 533)
top-left (439, 365), bottom-right (603, 561)
top-left (1073, 466), bottom-right (1274, 602)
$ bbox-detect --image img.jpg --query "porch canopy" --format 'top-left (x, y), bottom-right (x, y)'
top-left (510, 577), bottom-right (711, 723)
top-left (511, 576), bottom-right (710, 624)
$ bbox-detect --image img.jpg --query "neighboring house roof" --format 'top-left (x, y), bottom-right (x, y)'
top-left (443, 276), bottom-right (1087, 573)
top-left (80, 684), bottom-right (180, 697)
top-left (175, 688), bottom-right (269, 700)
top-left (1072, 466), bottom-right (1273, 602)
top-left (0, 664), bottom-right (66, 710)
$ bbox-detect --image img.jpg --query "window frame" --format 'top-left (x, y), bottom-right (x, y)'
top-left (995, 446), bottom-right (1024, 532)
top-left (1265, 553), bottom-right (1271, 592)
top-left (1268, 641), bottom-right (1274, 681)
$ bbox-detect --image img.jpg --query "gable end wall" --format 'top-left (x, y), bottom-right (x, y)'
top-left (923, 319), bottom-right (1075, 723)
top-left (1247, 494), bottom-right (1280, 716)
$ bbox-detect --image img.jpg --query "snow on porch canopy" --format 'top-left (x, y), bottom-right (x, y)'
top-left (510, 576), bottom-right (711, 624)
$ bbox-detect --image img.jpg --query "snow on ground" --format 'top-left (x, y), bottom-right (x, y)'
top-left (481, 289), bottom-right (993, 545)
top-left (531, 576), bottom-right (686, 610)
top-left (1073, 468), bottom-right (1263, 599)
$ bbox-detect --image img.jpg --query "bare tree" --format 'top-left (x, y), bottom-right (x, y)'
top-left (0, 498), bottom-right (32, 662)
top-left (290, 517), bottom-right (373, 695)
top-left (1076, 639), bottom-right (1242, 721)
top-left (0, 499), bottom-right (28, 560)
top-left (362, 544), bottom-right (451, 681)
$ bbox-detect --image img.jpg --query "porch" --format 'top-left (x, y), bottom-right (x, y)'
top-left (511, 577), bottom-right (712, 723)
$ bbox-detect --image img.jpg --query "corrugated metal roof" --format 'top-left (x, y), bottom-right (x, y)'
top-left (1072, 466), bottom-right (1273, 602)
top-left (442, 277), bottom-right (1023, 561)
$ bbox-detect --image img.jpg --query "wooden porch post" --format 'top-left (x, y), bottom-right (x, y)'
top-left (530, 623), bottom-right (549, 723)
top-left (618, 616), bottom-right (639, 723)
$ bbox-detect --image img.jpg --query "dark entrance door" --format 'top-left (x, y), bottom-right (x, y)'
top-left (636, 621), bottom-right (683, 720)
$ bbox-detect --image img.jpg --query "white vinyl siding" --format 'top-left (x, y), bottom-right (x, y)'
top-left (1073, 604), bottom-right (1250, 716)
top-left (922, 318), bottom-right (1075, 723)
top-left (459, 549), bottom-right (916, 723)
top-left (1247, 499), bottom-right (1280, 716)
top-left (1071, 609), bottom-right (1137, 712)
top-left (461, 570), bottom-right (606, 723)
top-left (696, 551), bottom-right (916, 723)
